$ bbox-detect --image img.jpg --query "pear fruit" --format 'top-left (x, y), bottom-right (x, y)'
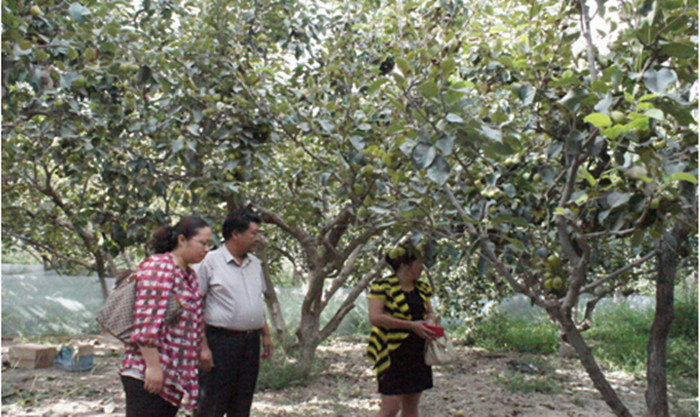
top-left (552, 277), bottom-right (564, 290)
top-left (84, 47), bottom-right (97, 61)
top-left (650, 198), bottom-right (660, 209)
top-left (611, 110), bottom-right (626, 124)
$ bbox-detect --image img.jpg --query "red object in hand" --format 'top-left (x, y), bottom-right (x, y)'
top-left (424, 324), bottom-right (445, 338)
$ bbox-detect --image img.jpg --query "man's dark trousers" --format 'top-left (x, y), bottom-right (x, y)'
top-left (195, 326), bottom-right (261, 417)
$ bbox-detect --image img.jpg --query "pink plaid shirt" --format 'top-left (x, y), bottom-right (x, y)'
top-left (119, 253), bottom-right (204, 411)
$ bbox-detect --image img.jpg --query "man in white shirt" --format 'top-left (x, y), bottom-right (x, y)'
top-left (195, 209), bottom-right (273, 417)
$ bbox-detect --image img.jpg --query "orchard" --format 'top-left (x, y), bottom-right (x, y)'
top-left (2, 1), bottom-right (696, 416)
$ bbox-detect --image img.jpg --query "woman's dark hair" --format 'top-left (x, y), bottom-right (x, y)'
top-left (385, 244), bottom-right (422, 272)
top-left (222, 209), bottom-right (261, 241)
top-left (149, 216), bottom-right (209, 254)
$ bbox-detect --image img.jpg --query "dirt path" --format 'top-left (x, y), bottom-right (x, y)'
top-left (1, 335), bottom-right (650, 416)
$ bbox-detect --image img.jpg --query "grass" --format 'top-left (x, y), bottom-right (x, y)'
top-left (466, 287), bottom-right (698, 403)
top-left (584, 303), bottom-right (653, 374)
top-left (465, 312), bottom-right (559, 354)
top-left (585, 291), bottom-right (698, 381)
top-left (257, 353), bottom-right (320, 391)
top-left (496, 356), bottom-right (562, 393)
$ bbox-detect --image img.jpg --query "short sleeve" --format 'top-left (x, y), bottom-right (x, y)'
top-left (130, 256), bottom-right (176, 348)
top-left (195, 257), bottom-right (211, 297)
top-left (368, 278), bottom-right (389, 301)
top-left (417, 280), bottom-right (433, 298)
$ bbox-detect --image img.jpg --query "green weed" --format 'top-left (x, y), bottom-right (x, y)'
top-left (464, 290), bottom-right (698, 398)
top-left (586, 298), bottom-right (698, 380)
top-left (467, 313), bottom-right (559, 354)
top-left (257, 355), bottom-right (319, 391)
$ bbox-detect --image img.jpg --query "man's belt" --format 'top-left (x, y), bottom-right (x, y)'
top-left (205, 325), bottom-right (261, 337)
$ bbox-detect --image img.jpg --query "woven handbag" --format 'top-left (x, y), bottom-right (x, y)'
top-left (96, 273), bottom-right (182, 344)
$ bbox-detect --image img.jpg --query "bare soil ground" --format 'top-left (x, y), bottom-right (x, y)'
top-left (0, 334), bottom-right (659, 416)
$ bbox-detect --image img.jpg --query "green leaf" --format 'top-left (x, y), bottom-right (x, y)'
top-left (639, 93), bottom-right (660, 102)
top-left (503, 135), bottom-right (522, 152)
top-left (445, 113), bottom-right (464, 124)
top-left (419, 81), bottom-right (439, 98)
top-left (659, 42), bottom-right (696, 59)
top-left (492, 215), bottom-right (529, 227)
top-left (482, 142), bottom-right (512, 158)
top-left (172, 139), bottom-right (185, 152)
top-left (594, 93), bottom-right (613, 113)
top-left (368, 77), bottom-right (390, 94)
top-left (451, 80), bottom-right (474, 90)
top-left (186, 124), bottom-right (200, 136)
top-left (440, 58), bottom-right (456, 74)
top-left (602, 125), bottom-right (627, 140)
top-left (489, 25), bottom-right (508, 33)
top-left (349, 136), bottom-right (364, 151)
top-left (607, 191), bottom-right (632, 208)
top-left (68, 2), bottom-right (91, 22)
top-left (435, 135), bottom-right (454, 156)
top-left (557, 89), bottom-right (589, 111)
top-left (319, 120), bottom-right (334, 133)
top-left (515, 84), bottom-right (535, 105)
top-left (444, 89), bottom-right (464, 104)
top-left (505, 237), bottom-right (526, 252)
top-left (480, 125), bottom-right (502, 143)
top-left (643, 68), bottom-right (677, 94)
top-left (637, 22), bottom-right (658, 45)
top-left (657, 97), bottom-right (694, 125)
top-left (399, 139), bottom-right (416, 157)
top-left (395, 57), bottom-right (410, 76)
top-left (578, 167), bottom-right (596, 186)
top-left (574, 193), bottom-right (589, 205)
top-left (412, 143), bottom-right (436, 169)
top-left (644, 109), bottom-right (664, 120)
top-left (584, 112), bottom-right (613, 128)
top-left (626, 166), bottom-right (652, 183)
top-left (668, 172), bottom-right (698, 184)
top-left (426, 156), bottom-right (450, 185)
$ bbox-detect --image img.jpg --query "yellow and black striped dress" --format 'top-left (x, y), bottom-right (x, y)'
top-left (367, 276), bottom-right (433, 395)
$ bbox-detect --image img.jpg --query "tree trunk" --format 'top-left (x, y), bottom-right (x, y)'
top-left (551, 309), bottom-right (634, 417)
top-left (292, 265), bottom-right (302, 286)
top-left (95, 255), bottom-right (110, 300)
top-left (296, 309), bottom-right (321, 370)
top-left (256, 241), bottom-right (289, 343)
top-left (646, 225), bottom-right (688, 417)
top-left (98, 274), bottom-right (110, 299)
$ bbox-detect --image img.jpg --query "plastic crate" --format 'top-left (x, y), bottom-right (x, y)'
top-left (55, 344), bottom-right (95, 372)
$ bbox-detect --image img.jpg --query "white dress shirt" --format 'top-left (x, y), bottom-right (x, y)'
top-left (196, 246), bottom-right (267, 331)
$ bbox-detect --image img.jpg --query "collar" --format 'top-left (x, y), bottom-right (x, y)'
top-left (223, 245), bottom-right (250, 267)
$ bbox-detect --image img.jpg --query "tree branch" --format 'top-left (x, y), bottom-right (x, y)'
top-left (321, 242), bottom-right (365, 309)
top-left (255, 206), bottom-right (320, 269)
top-left (3, 230), bottom-right (93, 270)
top-left (578, 0), bottom-right (598, 82)
top-left (442, 184), bottom-right (556, 308)
top-left (581, 250), bottom-right (657, 293)
top-left (318, 253), bottom-right (387, 341)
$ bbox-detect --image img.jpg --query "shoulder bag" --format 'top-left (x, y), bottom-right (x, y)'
top-left (96, 272), bottom-right (182, 344)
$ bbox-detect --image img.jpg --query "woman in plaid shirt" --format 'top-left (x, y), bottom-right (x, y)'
top-left (120, 216), bottom-right (212, 417)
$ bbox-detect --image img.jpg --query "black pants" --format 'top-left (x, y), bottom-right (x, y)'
top-left (195, 326), bottom-right (261, 417)
top-left (121, 376), bottom-right (179, 417)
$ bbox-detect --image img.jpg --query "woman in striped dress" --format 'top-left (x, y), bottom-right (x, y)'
top-left (367, 245), bottom-right (439, 417)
